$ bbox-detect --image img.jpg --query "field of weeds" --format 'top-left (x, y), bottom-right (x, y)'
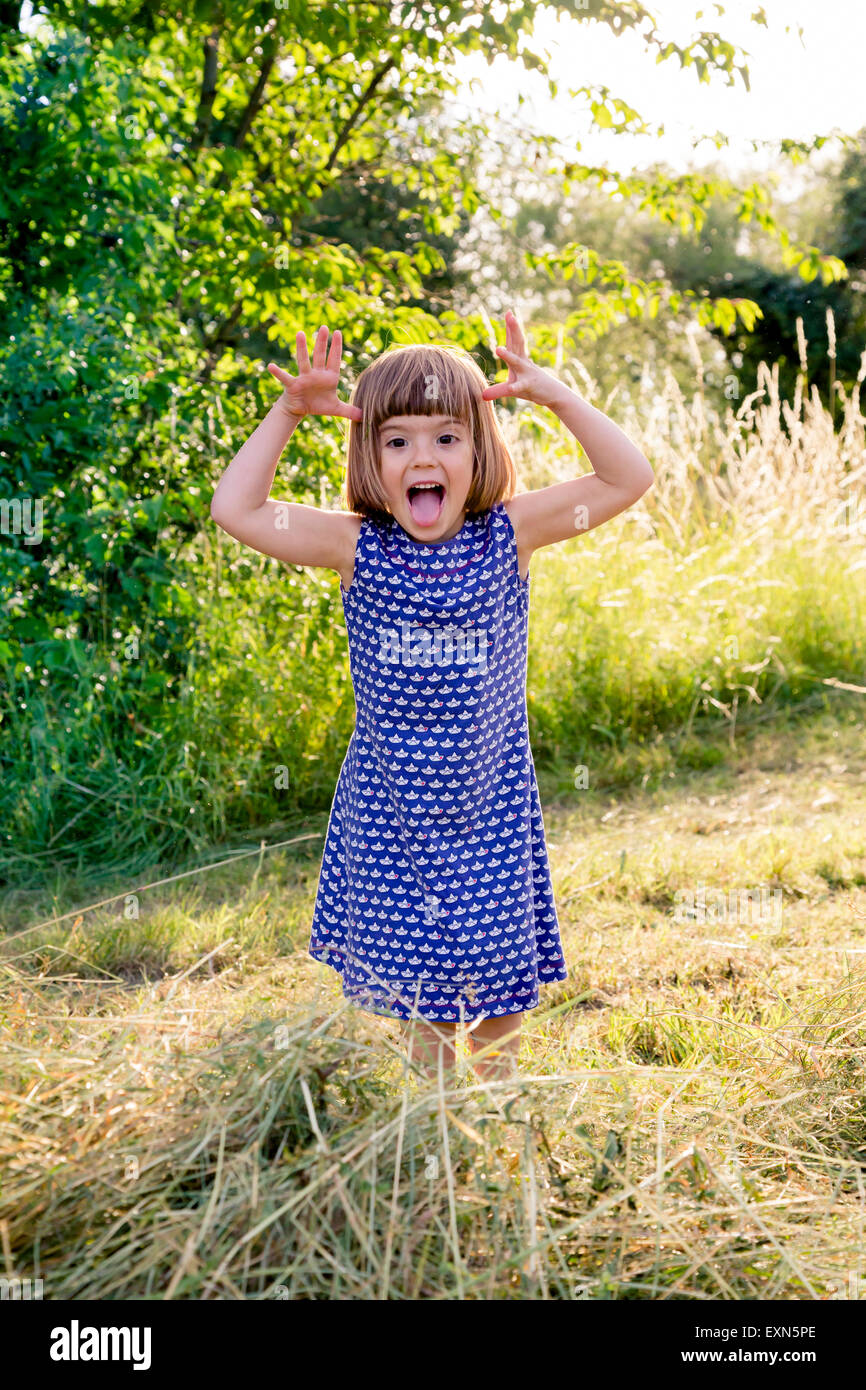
top-left (2, 333), bottom-right (865, 1299)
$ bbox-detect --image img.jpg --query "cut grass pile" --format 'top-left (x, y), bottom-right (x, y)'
top-left (2, 713), bottom-right (865, 1299)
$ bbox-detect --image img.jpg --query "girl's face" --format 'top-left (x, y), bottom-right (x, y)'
top-left (377, 413), bottom-right (474, 542)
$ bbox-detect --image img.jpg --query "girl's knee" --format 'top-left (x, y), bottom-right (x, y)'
top-left (468, 1011), bottom-right (523, 1044)
top-left (400, 1018), bottom-right (459, 1040)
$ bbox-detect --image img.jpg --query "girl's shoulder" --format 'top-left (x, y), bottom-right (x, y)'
top-left (493, 498), bottom-right (532, 583)
top-left (337, 507), bottom-right (394, 592)
top-left (336, 511), bottom-right (366, 593)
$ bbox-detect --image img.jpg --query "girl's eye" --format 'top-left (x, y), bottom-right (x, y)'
top-left (384, 434), bottom-right (459, 448)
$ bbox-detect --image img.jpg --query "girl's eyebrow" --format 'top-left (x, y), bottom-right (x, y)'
top-left (379, 417), bottom-right (465, 434)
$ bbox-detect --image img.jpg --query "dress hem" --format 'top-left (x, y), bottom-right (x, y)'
top-left (309, 944), bottom-right (569, 1022)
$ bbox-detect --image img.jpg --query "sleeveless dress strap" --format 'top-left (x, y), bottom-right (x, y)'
top-left (340, 512), bottom-right (382, 597)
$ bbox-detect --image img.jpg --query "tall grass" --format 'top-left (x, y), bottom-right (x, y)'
top-left (2, 322), bottom-right (864, 895)
top-left (3, 324), bottom-right (865, 1301)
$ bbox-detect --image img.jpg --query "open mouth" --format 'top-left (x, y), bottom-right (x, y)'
top-left (406, 481), bottom-right (446, 526)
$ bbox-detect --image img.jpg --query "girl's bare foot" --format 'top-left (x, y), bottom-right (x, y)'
top-left (466, 1012), bottom-right (522, 1083)
top-left (399, 1017), bottom-right (460, 1084)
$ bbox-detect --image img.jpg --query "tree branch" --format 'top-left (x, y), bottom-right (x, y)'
top-left (196, 297), bottom-right (246, 385)
top-left (190, 25), bottom-right (220, 153)
top-left (210, 20), bottom-right (279, 193)
top-left (231, 20), bottom-right (279, 149)
top-left (323, 55), bottom-right (398, 173)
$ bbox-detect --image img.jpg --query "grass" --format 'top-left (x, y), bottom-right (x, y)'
top-left (2, 708), bottom-right (866, 1299)
top-left (2, 320), bottom-right (866, 1298)
top-left (1, 324), bottom-right (864, 890)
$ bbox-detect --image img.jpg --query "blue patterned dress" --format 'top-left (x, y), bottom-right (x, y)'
top-left (308, 499), bottom-right (568, 1022)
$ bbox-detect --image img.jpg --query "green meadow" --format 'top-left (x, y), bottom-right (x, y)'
top-left (4, 0), bottom-right (866, 1305)
top-left (3, 348), bottom-right (865, 1299)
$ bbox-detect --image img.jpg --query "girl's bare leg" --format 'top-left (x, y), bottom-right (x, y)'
top-left (466, 1012), bottom-right (522, 1082)
top-left (399, 1017), bottom-right (460, 1082)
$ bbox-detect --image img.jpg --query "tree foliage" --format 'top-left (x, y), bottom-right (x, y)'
top-left (0, 0), bottom-right (855, 876)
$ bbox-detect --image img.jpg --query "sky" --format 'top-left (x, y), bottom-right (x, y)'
top-left (449, 0), bottom-right (865, 185)
top-left (19, 0), bottom-right (862, 188)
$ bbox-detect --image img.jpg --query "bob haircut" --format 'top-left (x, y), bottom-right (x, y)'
top-left (342, 342), bottom-right (517, 519)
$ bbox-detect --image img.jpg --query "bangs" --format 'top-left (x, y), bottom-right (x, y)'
top-left (343, 341), bottom-right (518, 518)
top-left (357, 347), bottom-right (478, 446)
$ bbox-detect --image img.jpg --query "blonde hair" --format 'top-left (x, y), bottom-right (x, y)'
top-left (342, 342), bottom-right (517, 518)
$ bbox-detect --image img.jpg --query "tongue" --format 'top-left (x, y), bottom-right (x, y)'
top-left (408, 488), bottom-right (442, 524)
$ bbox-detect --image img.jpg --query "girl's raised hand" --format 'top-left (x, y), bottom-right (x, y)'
top-left (481, 309), bottom-right (563, 410)
top-left (267, 325), bottom-right (363, 421)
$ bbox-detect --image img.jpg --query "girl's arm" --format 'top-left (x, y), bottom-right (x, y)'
top-left (210, 325), bottom-right (362, 579)
top-left (505, 386), bottom-right (654, 556)
top-left (482, 311), bottom-right (654, 559)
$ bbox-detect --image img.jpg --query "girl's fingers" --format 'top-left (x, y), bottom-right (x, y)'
top-left (326, 327), bottom-right (342, 372)
top-left (481, 382), bottom-right (514, 400)
top-left (295, 329), bottom-right (312, 373)
top-left (267, 363), bottom-right (294, 387)
top-left (507, 308), bottom-right (527, 355)
top-left (311, 324), bottom-right (328, 371)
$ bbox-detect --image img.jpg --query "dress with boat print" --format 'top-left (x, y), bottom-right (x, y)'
top-left (308, 499), bottom-right (568, 1022)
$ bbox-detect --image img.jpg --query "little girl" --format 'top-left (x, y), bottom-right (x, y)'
top-left (210, 311), bottom-right (653, 1083)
